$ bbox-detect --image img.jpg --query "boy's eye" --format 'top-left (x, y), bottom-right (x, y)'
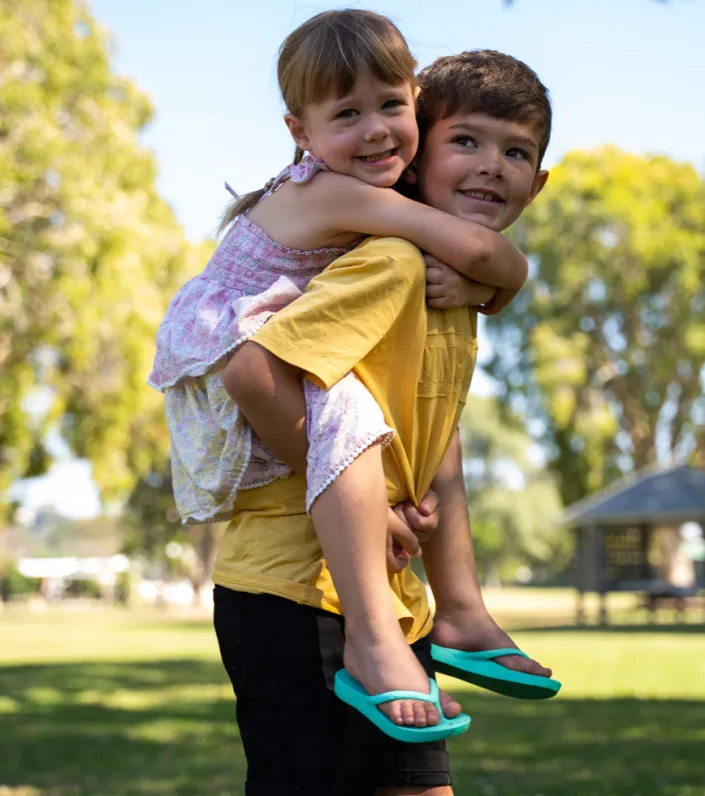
top-left (452, 135), bottom-right (476, 148)
top-left (507, 147), bottom-right (530, 160)
top-left (382, 99), bottom-right (405, 110)
top-left (336, 108), bottom-right (359, 119)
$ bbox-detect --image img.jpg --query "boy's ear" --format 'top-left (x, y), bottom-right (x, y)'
top-left (525, 169), bottom-right (549, 207)
top-left (284, 113), bottom-right (311, 152)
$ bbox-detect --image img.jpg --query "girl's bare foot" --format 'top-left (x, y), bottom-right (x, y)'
top-left (431, 609), bottom-right (552, 678)
top-left (343, 622), bottom-right (462, 727)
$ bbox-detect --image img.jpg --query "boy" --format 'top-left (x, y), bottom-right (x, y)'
top-left (217, 50), bottom-right (552, 795)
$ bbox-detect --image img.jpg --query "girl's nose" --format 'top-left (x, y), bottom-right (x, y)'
top-left (364, 115), bottom-right (390, 143)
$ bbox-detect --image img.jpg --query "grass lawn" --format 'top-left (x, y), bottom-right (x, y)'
top-left (1, 591), bottom-right (704, 796)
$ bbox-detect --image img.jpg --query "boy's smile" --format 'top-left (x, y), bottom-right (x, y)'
top-left (414, 112), bottom-right (548, 231)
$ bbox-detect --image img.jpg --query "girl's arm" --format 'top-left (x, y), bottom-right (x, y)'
top-left (307, 172), bottom-right (528, 291)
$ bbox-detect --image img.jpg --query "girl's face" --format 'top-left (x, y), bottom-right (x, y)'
top-left (286, 70), bottom-right (419, 187)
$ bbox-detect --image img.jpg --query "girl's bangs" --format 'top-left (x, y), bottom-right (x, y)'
top-left (295, 29), bottom-right (416, 110)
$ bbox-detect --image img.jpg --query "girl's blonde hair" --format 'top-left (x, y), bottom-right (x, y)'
top-left (219, 9), bottom-right (417, 233)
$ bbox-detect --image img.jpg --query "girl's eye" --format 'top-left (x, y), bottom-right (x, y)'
top-left (452, 135), bottom-right (476, 148)
top-left (507, 147), bottom-right (530, 160)
top-left (382, 99), bottom-right (404, 110)
top-left (336, 108), bottom-right (359, 119)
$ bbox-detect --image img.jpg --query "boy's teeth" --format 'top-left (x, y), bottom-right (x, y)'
top-left (465, 190), bottom-right (502, 202)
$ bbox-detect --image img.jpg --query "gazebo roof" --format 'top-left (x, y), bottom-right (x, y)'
top-left (562, 464), bottom-right (705, 527)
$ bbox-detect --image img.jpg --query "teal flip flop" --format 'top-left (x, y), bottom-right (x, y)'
top-left (333, 669), bottom-right (471, 743)
top-left (431, 645), bottom-right (561, 700)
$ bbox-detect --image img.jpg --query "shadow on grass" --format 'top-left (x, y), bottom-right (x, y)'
top-left (1, 660), bottom-right (703, 796)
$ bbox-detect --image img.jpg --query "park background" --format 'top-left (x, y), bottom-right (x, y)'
top-left (1, 0), bottom-right (704, 794)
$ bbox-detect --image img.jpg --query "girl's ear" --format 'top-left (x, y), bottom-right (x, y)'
top-left (284, 113), bottom-right (311, 152)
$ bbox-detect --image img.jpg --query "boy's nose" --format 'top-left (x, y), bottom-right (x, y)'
top-left (476, 160), bottom-right (504, 179)
top-left (475, 149), bottom-right (504, 179)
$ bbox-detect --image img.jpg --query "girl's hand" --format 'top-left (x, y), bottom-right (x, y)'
top-left (425, 255), bottom-right (498, 309)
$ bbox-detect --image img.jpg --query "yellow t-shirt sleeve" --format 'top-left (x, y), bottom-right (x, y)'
top-left (250, 236), bottom-right (425, 389)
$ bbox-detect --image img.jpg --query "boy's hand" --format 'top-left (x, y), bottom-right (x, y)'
top-left (386, 490), bottom-right (440, 573)
top-left (425, 255), bottom-right (498, 309)
top-left (478, 287), bottom-right (520, 316)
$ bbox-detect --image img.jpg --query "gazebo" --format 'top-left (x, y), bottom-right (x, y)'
top-left (562, 464), bottom-right (705, 624)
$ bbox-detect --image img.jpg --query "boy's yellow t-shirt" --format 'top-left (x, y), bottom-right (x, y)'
top-left (212, 236), bottom-right (478, 644)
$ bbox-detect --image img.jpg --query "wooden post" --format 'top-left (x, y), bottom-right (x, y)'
top-left (576, 588), bottom-right (585, 626)
top-left (596, 524), bottom-right (609, 626)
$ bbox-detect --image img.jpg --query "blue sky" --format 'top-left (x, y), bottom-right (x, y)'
top-left (16, 0), bottom-right (705, 518)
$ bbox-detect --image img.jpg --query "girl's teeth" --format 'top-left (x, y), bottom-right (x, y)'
top-left (362, 150), bottom-right (394, 162)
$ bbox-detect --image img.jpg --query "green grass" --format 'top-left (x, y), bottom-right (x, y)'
top-left (1, 593), bottom-right (704, 796)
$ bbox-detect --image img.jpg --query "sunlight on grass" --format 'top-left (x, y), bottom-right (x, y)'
top-left (1, 595), bottom-right (703, 796)
top-left (0, 789), bottom-right (43, 796)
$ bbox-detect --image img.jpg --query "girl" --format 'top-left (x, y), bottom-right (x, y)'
top-left (150, 9), bottom-right (526, 740)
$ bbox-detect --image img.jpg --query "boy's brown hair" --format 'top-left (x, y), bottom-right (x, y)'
top-left (417, 50), bottom-right (552, 166)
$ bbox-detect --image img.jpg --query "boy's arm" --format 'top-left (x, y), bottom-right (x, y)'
top-left (223, 342), bottom-right (308, 474)
top-left (223, 340), bottom-right (430, 567)
top-left (478, 287), bottom-right (520, 316)
top-left (309, 172), bottom-right (528, 291)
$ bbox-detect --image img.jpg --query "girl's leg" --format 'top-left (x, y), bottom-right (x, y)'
top-left (310, 444), bottom-right (459, 728)
top-left (224, 345), bottom-right (461, 727)
top-left (425, 431), bottom-right (551, 678)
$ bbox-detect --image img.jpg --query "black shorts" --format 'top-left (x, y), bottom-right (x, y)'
top-left (214, 586), bottom-right (451, 796)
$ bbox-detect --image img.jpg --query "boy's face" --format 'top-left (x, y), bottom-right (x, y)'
top-left (413, 112), bottom-right (548, 231)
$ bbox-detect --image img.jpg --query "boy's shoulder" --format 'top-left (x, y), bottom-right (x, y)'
top-left (354, 235), bottom-right (424, 264)
top-left (347, 235), bottom-right (425, 287)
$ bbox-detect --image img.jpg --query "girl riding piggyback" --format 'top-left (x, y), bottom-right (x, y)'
top-left (150, 9), bottom-right (527, 739)
top-left (150, 10), bottom-right (424, 526)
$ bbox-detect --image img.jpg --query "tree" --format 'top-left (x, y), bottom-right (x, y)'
top-left (459, 395), bottom-right (567, 584)
top-left (485, 147), bottom-right (705, 505)
top-left (123, 463), bottom-right (222, 606)
top-left (0, 0), bottom-right (207, 513)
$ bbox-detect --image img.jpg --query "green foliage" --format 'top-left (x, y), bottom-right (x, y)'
top-left (0, 0), bottom-right (209, 510)
top-left (124, 463), bottom-right (221, 599)
top-left (485, 147), bottom-right (705, 505)
top-left (459, 395), bottom-right (568, 582)
top-left (1, 562), bottom-right (41, 599)
top-left (63, 577), bottom-right (102, 598)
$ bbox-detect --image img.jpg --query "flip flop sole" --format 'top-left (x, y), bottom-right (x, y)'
top-left (431, 645), bottom-right (562, 700)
